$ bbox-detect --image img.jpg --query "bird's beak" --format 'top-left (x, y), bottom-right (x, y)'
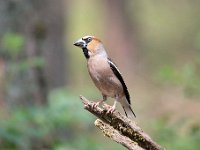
top-left (73, 38), bottom-right (87, 48)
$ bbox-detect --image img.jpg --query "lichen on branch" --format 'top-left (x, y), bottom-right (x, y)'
top-left (80, 95), bottom-right (164, 150)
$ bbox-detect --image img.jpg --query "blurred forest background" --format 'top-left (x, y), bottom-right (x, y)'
top-left (0, 0), bottom-right (200, 149)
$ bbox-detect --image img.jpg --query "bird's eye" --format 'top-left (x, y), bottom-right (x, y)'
top-left (87, 37), bottom-right (92, 42)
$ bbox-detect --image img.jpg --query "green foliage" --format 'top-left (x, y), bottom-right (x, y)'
top-left (151, 117), bottom-right (200, 150)
top-left (47, 88), bottom-right (93, 126)
top-left (158, 65), bottom-right (178, 83)
top-left (0, 88), bottom-right (109, 149)
top-left (2, 32), bottom-right (25, 58)
top-left (158, 62), bottom-right (200, 98)
top-left (8, 57), bottom-right (45, 74)
top-left (1, 32), bottom-right (46, 106)
top-left (0, 88), bottom-right (126, 149)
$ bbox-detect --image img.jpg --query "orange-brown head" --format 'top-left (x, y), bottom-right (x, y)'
top-left (74, 36), bottom-right (106, 59)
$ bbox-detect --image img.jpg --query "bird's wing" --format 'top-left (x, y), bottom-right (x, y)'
top-left (108, 58), bottom-right (131, 104)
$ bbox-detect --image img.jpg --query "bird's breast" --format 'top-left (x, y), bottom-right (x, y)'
top-left (87, 56), bottom-right (123, 98)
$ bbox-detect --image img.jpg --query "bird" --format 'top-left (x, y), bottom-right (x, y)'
top-left (73, 35), bottom-right (136, 118)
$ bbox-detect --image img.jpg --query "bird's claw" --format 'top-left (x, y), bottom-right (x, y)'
top-left (107, 106), bottom-right (116, 114)
top-left (92, 100), bottom-right (103, 109)
top-left (92, 102), bottom-right (99, 108)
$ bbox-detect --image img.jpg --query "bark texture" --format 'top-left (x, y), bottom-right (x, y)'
top-left (80, 95), bottom-right (164, 150)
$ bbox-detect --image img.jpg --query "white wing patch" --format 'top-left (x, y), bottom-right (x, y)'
top-left (108, 59), bottom-right (121, 74)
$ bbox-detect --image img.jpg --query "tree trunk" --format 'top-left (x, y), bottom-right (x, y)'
top-left (24, 0), bottom-right (67, 104)
top-left (103, 0), bottom-right (139, 72)
top-left (0, 0), bottom-right (67, 105)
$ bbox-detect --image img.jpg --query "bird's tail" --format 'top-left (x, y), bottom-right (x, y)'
top-left (121, 98), bottom-right (136, 119)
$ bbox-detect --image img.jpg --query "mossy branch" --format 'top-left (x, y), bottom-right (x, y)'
top-left (80, 95), bottom-right (164, 150)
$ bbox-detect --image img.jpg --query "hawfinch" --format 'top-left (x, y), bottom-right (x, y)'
top-left (74, 35), bottom-right (136, 118)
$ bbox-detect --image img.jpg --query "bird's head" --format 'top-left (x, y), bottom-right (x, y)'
top-left (74, 35), bottom-right (106, 59)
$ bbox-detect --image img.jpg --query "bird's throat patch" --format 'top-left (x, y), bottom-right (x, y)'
top-left (82, 48), bottom-right (90, 59)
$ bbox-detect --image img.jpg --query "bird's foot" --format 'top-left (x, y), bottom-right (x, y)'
top-left (107, 106), bottom-right (116, 114)
top-left (92, 100), bottom-right (104, 108)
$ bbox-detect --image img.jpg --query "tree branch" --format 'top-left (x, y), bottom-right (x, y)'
top-left (80, 95), bottom-right (164, 150)
top-left (95, 119), bottom-right (143, 150)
